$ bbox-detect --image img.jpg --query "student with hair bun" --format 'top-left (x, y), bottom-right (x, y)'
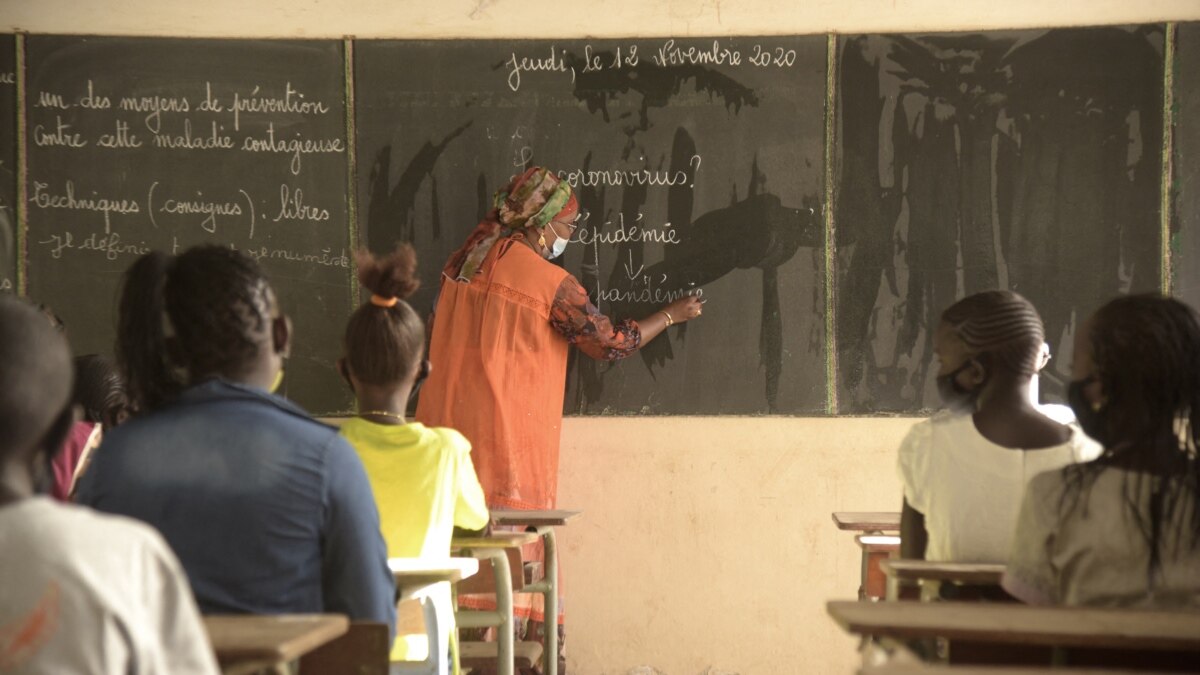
top-left (337, 244), bottom-right (489, 668)
top-left (75, 245), bottom-right (395, 637)
top-left (897, 290), bottom-right (1100, 564)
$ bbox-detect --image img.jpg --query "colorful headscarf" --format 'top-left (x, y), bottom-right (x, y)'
top-left (443, 167), bottom-right (579, 281)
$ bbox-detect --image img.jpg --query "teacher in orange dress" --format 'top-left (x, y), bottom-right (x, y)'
top-left (416, 166), bottom-right (702, 658)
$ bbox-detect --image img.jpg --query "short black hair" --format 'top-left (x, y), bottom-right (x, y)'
top-left (0, 297), bottom-right (74, 458)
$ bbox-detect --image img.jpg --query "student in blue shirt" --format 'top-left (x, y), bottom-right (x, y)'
top-left (75, 245), bottom-right (395, 637)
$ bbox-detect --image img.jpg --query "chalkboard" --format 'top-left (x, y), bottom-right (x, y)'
top-left (1176, 23), bottom-right (1200, 307)
top-left (355, 37), bottom-right (828, 415)
top-left (0, 35), bottom-right (15, 294)
top-left (24, 36), bottom-right (353, 414)
top-left (835, 27), bottom-right (1166, 413)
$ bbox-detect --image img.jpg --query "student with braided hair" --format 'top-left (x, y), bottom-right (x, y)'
top-left (337, 245), bottom-right (488, 669)
top-left (897, 290), bottom-right (1100, 563)
top-left (1004, 295), bottom-right (1200, 606)
top-left (75, 245), bottom-right (396, 637)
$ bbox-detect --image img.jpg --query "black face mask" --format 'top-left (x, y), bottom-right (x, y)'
top-left (1068, 375), bottom-right (1108, 445)
top-left (937, 360), bottom-right (980, 411)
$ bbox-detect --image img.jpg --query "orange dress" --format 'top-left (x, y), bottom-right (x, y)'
top-left (418, 236), bottom-right (570, 511)
top-left (417, 235), bottom-right (639, 624)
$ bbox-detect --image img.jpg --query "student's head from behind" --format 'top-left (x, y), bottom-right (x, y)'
top-left (935, 290), bottom-right (1045, 410)
top-left (339, 244), bottom-right (424, 397)
top-left (117, 245), bottom-right (290, 412)
top-left (1070, 294), bottom-right (1200, 455)
top-left (0, 297), bottom-right (76, 499)
top-left (73, 354), bottom-right (132, 430)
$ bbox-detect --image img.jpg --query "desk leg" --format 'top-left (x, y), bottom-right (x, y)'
top-left (541, 527), bottom-right (558, 675)
top-left (490, 550), bottom-right (515, 675)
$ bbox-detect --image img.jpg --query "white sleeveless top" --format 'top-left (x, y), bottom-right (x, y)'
top-left (897, 410), bottom-right (1101, 562)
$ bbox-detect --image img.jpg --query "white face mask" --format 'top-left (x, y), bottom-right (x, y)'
top-left (545, 226), bottom-right (569, 259)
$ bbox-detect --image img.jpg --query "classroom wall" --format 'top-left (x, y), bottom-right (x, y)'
top-left (6, 1), bottom-right (1198, 673)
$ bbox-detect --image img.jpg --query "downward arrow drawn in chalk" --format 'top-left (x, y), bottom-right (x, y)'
top-left (624, 251), bottom-right (644, 280)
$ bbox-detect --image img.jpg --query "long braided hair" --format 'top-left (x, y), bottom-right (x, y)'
top-left (343, 244), bottom-right (423, 385)
top-left (941, 290), bottom-right (1045, 376)
top-left (117, 246), bottom-right (276, 411)
top-left (1062, 294), bottom-right (1200, 574)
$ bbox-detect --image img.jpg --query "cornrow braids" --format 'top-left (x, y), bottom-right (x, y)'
top-left (344, 245), bottom-right (424, 386)
top-left (941, 290), bottom-right (1045, 375)
top-left (117, 245), bottom-right (276, 411)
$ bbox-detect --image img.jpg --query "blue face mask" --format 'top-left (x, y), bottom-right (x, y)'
top-left (545, 226), bottom-right (568, 259)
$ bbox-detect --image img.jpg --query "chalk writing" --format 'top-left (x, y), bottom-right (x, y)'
top-left (558, 159), bottom-right (702, 189)
top-left (119, 94), bottom-right (191, 134)
top-left (152, 119), bottom-right (235, 150)
top-left (240, 123), bottom-right (345, 175)
top-left (33, 116), bottom-right (88, 147)
top-left (96, 119), bottom-right (143, 148)
top-left (273, 184), bottom-right (331, 223)
top-left (575, 214), bottom-right (681, 246)
top-left (652, 39), bottom-right (741, 67)
top-left (504, 46), bottom-right (574, 92)
top-left (241, 244), bottom-right (350, 268)
top-left (37, 229), bottom-right (152, 261)
top-left (0, 72), bottom-right (14, 85)
top-left (30, 180), bottom-right (139, 233)
top-left (597, 285), bottom-right (701, 304)
top-left (35, 91), bottom-right (71, 109)
top-left (231, 82), bottom-right (331, 131)
top-left (0, 278), bottom-right (12, 292)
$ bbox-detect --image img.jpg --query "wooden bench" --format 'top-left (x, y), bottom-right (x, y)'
top-left (832, 512), bottom-right (902, 601)
top-left (204, 614), bottom-right (349, 675)
top-left (828, 600), bottom-right (1200, 670)
top-left (881, 560), bottom-right (1006, 602)
top-left (833, 512), bottom-right (902, 533)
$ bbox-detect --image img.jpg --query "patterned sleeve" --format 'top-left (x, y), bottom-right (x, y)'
top-left (549, 275), bottom-right (642, 361)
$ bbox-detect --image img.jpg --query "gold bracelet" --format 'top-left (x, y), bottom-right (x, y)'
top-left (660, 310), bottom-right (674, 326)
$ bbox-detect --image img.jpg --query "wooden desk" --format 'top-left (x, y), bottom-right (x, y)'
top-left (490, 509), bottom-right (582, 527)
top-left (881, 561), bottom-right (1006, 602)
top-left (389, 556), bottom-right (480, 588)
top-left (205, 614), bottom-right (348, 675)
top-left (451, 531), bottom-right (540, 549)
top-left (828, 600), bottom-right (1200, 653)
top-left (856, 534), bottom-right (901, 601)
top-left (834, 511), bottom-right (902, 532)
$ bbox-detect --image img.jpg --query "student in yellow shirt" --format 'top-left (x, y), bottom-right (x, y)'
top-left (337, 244), bottom-right (489, 668)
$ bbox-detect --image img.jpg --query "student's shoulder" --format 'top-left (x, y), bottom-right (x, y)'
top-left (901, 410), bottom-right (967, 446)
top-left (422, 425), bottom-right (473, 454)
top-left (22, 499), bottom-right (175, 564)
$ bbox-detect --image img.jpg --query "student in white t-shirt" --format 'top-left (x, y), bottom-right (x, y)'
top-left (897, 291), bottom-right (1099, 564)
top-left (1004, 295), bottom-right (1200, 607)
top-left (0, 297), bottom-right (218, 675)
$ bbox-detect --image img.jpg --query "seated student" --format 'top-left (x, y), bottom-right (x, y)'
top-left (898, 291), bottom-right (1099, 562)
top-left (0, 297), bottom-right (218, 674)
top-left (336, 246), bottom-right (489, 667)
top-left (74, 246), bottom-right (396, 636)
top-left (49, 355), bottom-right (130, 501)
top-left (1004, 294), bottom-right (1200, 607)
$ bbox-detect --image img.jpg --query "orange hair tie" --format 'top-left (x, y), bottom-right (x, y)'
top-left (370, 294), bottom-right (399, 308)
